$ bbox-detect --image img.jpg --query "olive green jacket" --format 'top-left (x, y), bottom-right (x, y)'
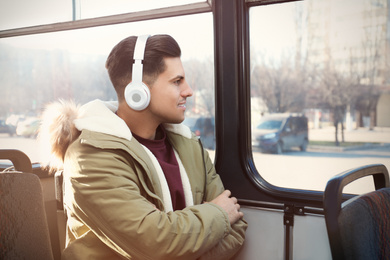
top-left (55, 100), bottom-right (247, 260)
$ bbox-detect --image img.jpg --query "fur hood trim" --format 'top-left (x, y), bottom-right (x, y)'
top-left (38, 100), bottom-right (81, 172)
top-left (39, 99), bottom-right (192, 172)
top-left (74, 100), bottom-right (132, 141)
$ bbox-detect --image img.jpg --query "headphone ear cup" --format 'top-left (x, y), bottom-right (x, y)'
top-left (125, 82), bottom-right (151, 111)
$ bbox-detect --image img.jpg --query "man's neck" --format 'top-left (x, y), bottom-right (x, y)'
top-left (116, 102), bottom-right (159, 140)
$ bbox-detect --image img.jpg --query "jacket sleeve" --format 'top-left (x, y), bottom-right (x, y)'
top-left (64, 138), bottom-right (233, 260)
top-left (197, 149), bottom-right (248, 260)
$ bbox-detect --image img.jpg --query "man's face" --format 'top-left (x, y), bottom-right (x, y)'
top-left (148, 57), bottom-right (193, 125)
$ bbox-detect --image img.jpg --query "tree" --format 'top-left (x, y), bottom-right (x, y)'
top-left (313, 67), bottom-right (356, 145)
top-left (251, 56), bottom-right (309, 114)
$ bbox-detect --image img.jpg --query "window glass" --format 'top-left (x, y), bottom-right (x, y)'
top-left (0, 0), bottom-right (72, 30)
top-left (0, 13), bottom-right (214, 163)
top-left (250, 0), bottom-right (390, 194)
top-left (0, 0), bottom-right (206, 30)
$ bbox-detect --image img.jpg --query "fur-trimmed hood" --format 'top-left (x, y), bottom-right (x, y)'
top-left (39, 99), bottom-right (192, 171)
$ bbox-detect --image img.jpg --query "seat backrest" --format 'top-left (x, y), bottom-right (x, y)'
top-left (0, 171), bottom-right (54, 260)
top-left (338, 188), bottom-right (390, 260)
top-left (324, 164), bottom-right (390, 260)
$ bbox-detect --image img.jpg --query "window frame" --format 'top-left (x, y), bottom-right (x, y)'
top-left (213, 0), bottom-right (325, 208)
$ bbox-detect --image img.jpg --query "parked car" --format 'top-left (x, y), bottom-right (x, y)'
top-left (183, 116), bottom-right (215, 149)
top-left (0, 119), bottom-right (16, 136)
top-left (252, 114), bottom-right (308, 154)
top-left (16, 117), bottom-right (40, 138)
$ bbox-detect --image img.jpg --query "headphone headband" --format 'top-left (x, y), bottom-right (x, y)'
top-left (132, 35), bottom-right (150, 84)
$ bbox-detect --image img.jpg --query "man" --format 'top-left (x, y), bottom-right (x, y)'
top-left (39, 34), bottom-right (247, 260)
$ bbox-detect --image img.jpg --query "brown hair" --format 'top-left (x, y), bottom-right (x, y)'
top-left (105, 34), bottom-right (181, 100)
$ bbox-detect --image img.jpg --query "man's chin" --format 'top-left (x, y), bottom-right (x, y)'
top-left (175, 117), bottom-right (186, 124)
top-left (164, 117), bottom-right (185, 125)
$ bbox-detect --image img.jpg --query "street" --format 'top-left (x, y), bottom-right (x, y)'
top-left (1, 128), bottom-right (390, 195)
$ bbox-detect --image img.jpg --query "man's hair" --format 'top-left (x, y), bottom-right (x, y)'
top-left (106, 34), bottom-right (181, 100)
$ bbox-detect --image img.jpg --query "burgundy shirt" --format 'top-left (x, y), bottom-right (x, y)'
top-left (133, 126), bottom-right (186, 211)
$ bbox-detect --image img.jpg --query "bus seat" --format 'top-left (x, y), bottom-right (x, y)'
top-left (0, 149), bottom-right (32, 173)
top-left (339, 188), bottom-right (390, 259)
top-left (0, 150), bottom-right (54, 260)
top-left (324, 164), bottom-right (390, 260)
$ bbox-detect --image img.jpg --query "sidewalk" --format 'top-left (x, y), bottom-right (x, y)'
top-left (308, 126), bottom-right (390, 152)
top-left (309, 126), bottom-right (390, 143)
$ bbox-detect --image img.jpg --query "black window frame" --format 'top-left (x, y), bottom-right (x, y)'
top-left (213, 0), bottom-right (324, 209)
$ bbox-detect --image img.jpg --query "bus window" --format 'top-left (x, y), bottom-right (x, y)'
top-left (0, 12), bottom-right (214, 163)
top-left (249, 0), bottom-right (390, 194)
top-left (0, 0), bottom-right (72, 30)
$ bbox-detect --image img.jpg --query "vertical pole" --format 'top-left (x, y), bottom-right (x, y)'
top-left (284, 204), bottom-right (294, 260)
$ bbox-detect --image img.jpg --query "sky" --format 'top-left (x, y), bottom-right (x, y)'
top-left (249, 2), bottom-right (301, 65)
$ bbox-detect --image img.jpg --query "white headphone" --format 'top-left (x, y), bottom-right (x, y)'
top-left (124, 34), bottom-right (151, 111)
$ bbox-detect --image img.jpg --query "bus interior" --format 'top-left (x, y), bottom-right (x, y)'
top-left (1, 0), bottom-right (390, 259)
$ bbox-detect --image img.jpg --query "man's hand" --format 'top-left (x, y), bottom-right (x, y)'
top-left (209, 190), bottom-right (244, 225)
